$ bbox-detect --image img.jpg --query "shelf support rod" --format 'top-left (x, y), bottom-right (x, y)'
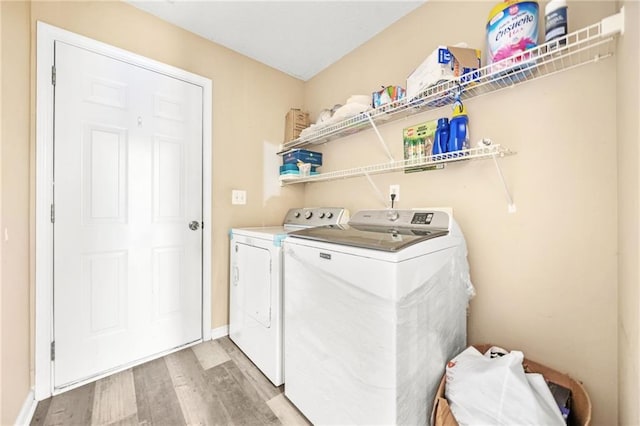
top-left (362, 170), bottom-right (390, 208)
top-left (492, 153), bottom-right (517, 213)
top-left (365, 112), bottom-right (394, 162)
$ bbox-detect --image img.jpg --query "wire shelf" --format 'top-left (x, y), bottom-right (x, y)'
top-left (279, 144), bottom-right (514, 185)
top-left (279, 14), bottom-right (621, 154)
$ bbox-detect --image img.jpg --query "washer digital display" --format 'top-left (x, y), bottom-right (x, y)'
top-left (411, 212), bottom-right (433, 225)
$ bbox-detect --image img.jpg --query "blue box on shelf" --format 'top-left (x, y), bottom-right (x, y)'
top-left (282, 149), bottom-right (323, 166)
top-left (279, 163), bottom-right (318, 174)
top-left (279, 170), bottom-right (320, 176)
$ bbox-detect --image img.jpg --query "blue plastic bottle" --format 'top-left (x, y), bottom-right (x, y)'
top-left (432, 118), bottom-right (450, 155)
top-left (448, 101), bottom-right (469, 155)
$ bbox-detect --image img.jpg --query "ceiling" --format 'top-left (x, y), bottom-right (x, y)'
top-left (126, 0), bottom-right (426, 81)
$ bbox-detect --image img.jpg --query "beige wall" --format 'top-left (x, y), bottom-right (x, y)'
top-left (1, 1), bottom-right (3, 421)
top-left (617, 2), bottom-right (640, 424)
top-left (1, 1), bottom-right (4, 423)
top-left (302, 1), bottom-right (619, 424)
top-left (1, 0), bottom-right (637, 424)
top-left (1, 0), bottom-right (305, 422)
top-left (1, 1), bottom-right (33, 423)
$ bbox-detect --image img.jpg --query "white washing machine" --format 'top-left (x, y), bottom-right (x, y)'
top-left (228, 207), bottom-right (349, 386)
top-left (283, 209), bottom-right (475, 425)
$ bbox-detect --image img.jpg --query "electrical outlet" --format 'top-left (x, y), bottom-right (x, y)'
top-left (389, 184), bottom-right (400, 201)
top-left (231, 189), bottom-right (247, 205)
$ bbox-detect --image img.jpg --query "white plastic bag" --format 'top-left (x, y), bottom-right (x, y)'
top-left (444, 346), bottom-right (565, 425)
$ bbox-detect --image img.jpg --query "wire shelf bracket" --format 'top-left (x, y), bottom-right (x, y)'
top-left (364, 112), bottom-right (394, 162)
top-left (362, 170), bottom-right (391, 208)
top-left (601, 7), bottom-right (625, 37)
top-left (492, 153), bottom-right (516, 213)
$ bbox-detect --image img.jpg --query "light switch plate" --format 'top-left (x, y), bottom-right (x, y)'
top-left (231, 189), bottom-right (247, 205)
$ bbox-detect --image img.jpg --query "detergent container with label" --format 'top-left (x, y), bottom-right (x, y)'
top-left (545, 0), bottom-right (568, 45)
top-left (432, 118), bottom-right (450, 155)
top-left (448, 102), bottom-right (469, 155)
top-left (486, 0), bottom-right (539, 78)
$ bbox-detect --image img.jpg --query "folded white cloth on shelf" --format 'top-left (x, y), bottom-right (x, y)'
top-left (331, 102), bottom-right (371, 121)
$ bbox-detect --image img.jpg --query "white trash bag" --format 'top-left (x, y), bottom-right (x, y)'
top-left (444, 346), bottom-right (565, 425)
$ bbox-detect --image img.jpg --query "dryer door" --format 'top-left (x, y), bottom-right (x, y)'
top-left (237, 243), bottom-right (272, 327)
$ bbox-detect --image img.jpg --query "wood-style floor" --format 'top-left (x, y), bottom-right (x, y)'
top-left (30, 337), bottom-right (311, 426)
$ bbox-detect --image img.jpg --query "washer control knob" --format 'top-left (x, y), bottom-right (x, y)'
top-left (387, 210), bottom-right (399, 221)
top-left (294, 211), bottom-right (301, 218)
top-left (304, 211), bottom-right (313, 219)
top-left (326, 212), bottom-right (334, 219)
top-left (319, 212), bottom-right (326, 219)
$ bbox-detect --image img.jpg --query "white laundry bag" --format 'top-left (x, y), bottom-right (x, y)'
top-left (444, 346), bottom-right (565, 425)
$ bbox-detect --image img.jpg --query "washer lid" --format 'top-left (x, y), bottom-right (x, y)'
top-left (287, 224), bottom-right (449, 252)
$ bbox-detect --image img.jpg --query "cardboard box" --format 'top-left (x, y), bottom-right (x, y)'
top-left (406, 46), bottom-right (481, 100)
top-left (432, 344), bottom-right (592, 426)
top-left (284, 108), bottom-right (310, 142)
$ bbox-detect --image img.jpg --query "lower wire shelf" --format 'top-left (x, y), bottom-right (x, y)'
top-left (279, 144), bottom-right (514, 185)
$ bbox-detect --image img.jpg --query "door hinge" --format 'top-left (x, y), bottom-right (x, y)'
top-left (50, 341), bottom-right (55, 361)
top-left (51, 65), bottom-right (56, 86)
top-left (50, 204), bottom-right (55, 223)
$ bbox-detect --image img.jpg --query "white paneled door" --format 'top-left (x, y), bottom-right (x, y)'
top-left (53, 41), bottom-right (203, 388)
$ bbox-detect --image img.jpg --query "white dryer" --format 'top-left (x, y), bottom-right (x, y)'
top-left (228, 207), bottom-right (349, 386)
top-left (283, 209), bottom-right (475, 425)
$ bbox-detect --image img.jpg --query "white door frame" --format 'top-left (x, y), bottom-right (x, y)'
top-left (35, 22), bottom-right (213, 400)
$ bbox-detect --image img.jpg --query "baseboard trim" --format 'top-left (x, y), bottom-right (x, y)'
top-left (211, 325), bottom-right (229, 340)
top-left (15, 388), bottom-right (37, 426)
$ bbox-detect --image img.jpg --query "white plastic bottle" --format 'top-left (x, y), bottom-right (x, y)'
top-left (545, 0), bottom-right (568, 45)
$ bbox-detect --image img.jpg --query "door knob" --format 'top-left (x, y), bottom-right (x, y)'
top-left (189, 221), bottom-right (200, 231)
